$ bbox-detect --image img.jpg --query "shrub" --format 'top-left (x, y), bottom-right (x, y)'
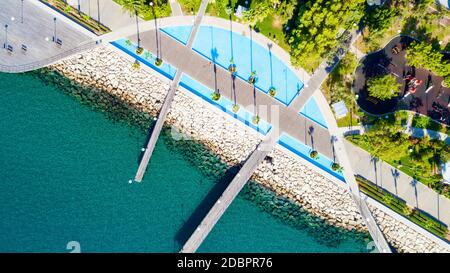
top-left (403, 206), bottom-right (414, 216)
top-left (211, 92), bottom-right (221, 101)
top-left (228, 63), bottom-right (237, 75)
top-left (252, 115), bottom-right (260, 125)
top-left (269, 87), bottom-right (277, 97)
top-left (154, 58), bottom-right (163, 67)
top-left (413, 115), bottom-right (429, 129)
top-left (143, 51), bottom-right (152, 59)
top-left (310, 150), bottom-right (319, 159)
top-left (132, 60), bottom-right (140, 70)
top-left (367, 74), bottom-right (401, 100)
top-left (331, 162), bottom-right (343, 172)
top-left (248, 71), bottom-right (257, 84)
top-left (136, 47), bottom-right (144, 55)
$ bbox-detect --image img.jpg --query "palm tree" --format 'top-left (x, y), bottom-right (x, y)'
top-left (96, 0), bottom-right (101, 27)
top-left (150, 1), bottom-right (162, 65)
top-left (120, 0), bottom-right (143, 51)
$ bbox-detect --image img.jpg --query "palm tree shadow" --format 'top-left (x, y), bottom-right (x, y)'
top-left (410, 179), bottom-right (419, 208)
top-left (391, 168), bottom-right (400, 196)
top-left (370, 155), bottom-right (379, 187)
top-left (308, 126), bottom-right (315, 150)
top-left (232, 75), bottom-right (237, 105)
top-left (150, 3), bottom-right (161, 59)
top-left (211, 47), bottom-right (220, 94)
top-left (330, 135), bottom-right (337, 162)
top-left (268, 42), bottom-right (273, 88)
top-left (174, 164), bottom-right (241, 247)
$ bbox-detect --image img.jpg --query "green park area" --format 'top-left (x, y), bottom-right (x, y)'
top-left (356, 0), bottom-right (450, 53)
top-left (347, 114), bottom-right (450, 199)
top-left (356, 175), bottom-right (448, 238)
top-left (41, 0), bottom-right (111, 35)
top-left (179, 0), bottom-right (366, 72)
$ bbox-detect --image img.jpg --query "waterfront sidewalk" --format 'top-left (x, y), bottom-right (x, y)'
top-left (345, 140), bottom-right (450, 227)
top-left (66, 0), bottom-right (141, 31)
top-left (0, 0), bottom-right (93, 71)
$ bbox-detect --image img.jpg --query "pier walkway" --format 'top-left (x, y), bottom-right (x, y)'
top-left (134, 0), bottom-right (209, 182)
top-left (180, 134), bottom-right (277, 253)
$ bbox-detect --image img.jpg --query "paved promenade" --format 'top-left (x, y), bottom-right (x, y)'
top-left (169, 0), bottom-right (183, 16)
top-left (345, 140), bottom-right (450, 226)
top-left (0, 0), bottom-right (93, 70)
top-left (130, 30), bottom-right (336, 160)
top-left (66, 0), bottom-right (141, 31)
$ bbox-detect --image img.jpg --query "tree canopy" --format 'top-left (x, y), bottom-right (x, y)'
top-left (363, 5), bottom-right (398, 34)
top-left (406, 41), bottom-right (450, 87)
top-left (363, 118), bottom-right (409, 161)
top-left (242, 1), bottom-right (271, 26)
top-left (116, 0), bottom-right (171, 19)
top-left (367, 74), bottom-right (401, 100)
top-left (287, 0), bottom-right (365, 72)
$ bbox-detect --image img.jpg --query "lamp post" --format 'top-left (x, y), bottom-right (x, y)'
top-left (21, 0), bottom-right (24, 23)
top-left (97, 0), bottom-right (100, 27)
top-left (53, 17), bottom-right (57, 43)
top-left (150, 1), bottom-right (160, 62)
top-left (4, 24), bottom-right (8, 49)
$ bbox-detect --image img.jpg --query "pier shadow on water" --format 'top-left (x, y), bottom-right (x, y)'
top-left (136, 119), bottom-right (157, 164)
top-left (174, 164), bottom-right (241, 247)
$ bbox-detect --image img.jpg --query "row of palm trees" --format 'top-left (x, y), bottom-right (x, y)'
top-left (120, 0), bottom-right (162, 65)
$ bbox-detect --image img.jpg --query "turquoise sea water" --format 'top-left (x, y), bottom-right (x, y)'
top-left (0, 72), bottom-right (370, 252)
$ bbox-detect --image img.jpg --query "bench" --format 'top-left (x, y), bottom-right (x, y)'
top-left (21, 44), bottom-right (27, 52)
top-left (56, 38), bottom-right (62, 46)
top-left (367, 97), bottom-right (379, 105)
top-left (7, 44), bottom-right (13, 53)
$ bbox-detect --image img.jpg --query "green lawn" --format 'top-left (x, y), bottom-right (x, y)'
top-left (360, 111), bottom-right (409, 126)
top-left (412, 114), bottom-right (450, 135)
top-left (206, 0), bottom-right (238, 20)
top-left (336, 112), bottom-right (360, 128)
top-left (205, 1), bottom-right (291, 52)
top-left (347, 134), bottom-right (447, 197)
top-left (254, 14), bottom-right (290, 52)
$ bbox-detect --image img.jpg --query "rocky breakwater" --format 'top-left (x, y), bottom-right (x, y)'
top-left (256, 148), bottom-right (449, 253)
top-left (49, 46), bottom-right (448, 252)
